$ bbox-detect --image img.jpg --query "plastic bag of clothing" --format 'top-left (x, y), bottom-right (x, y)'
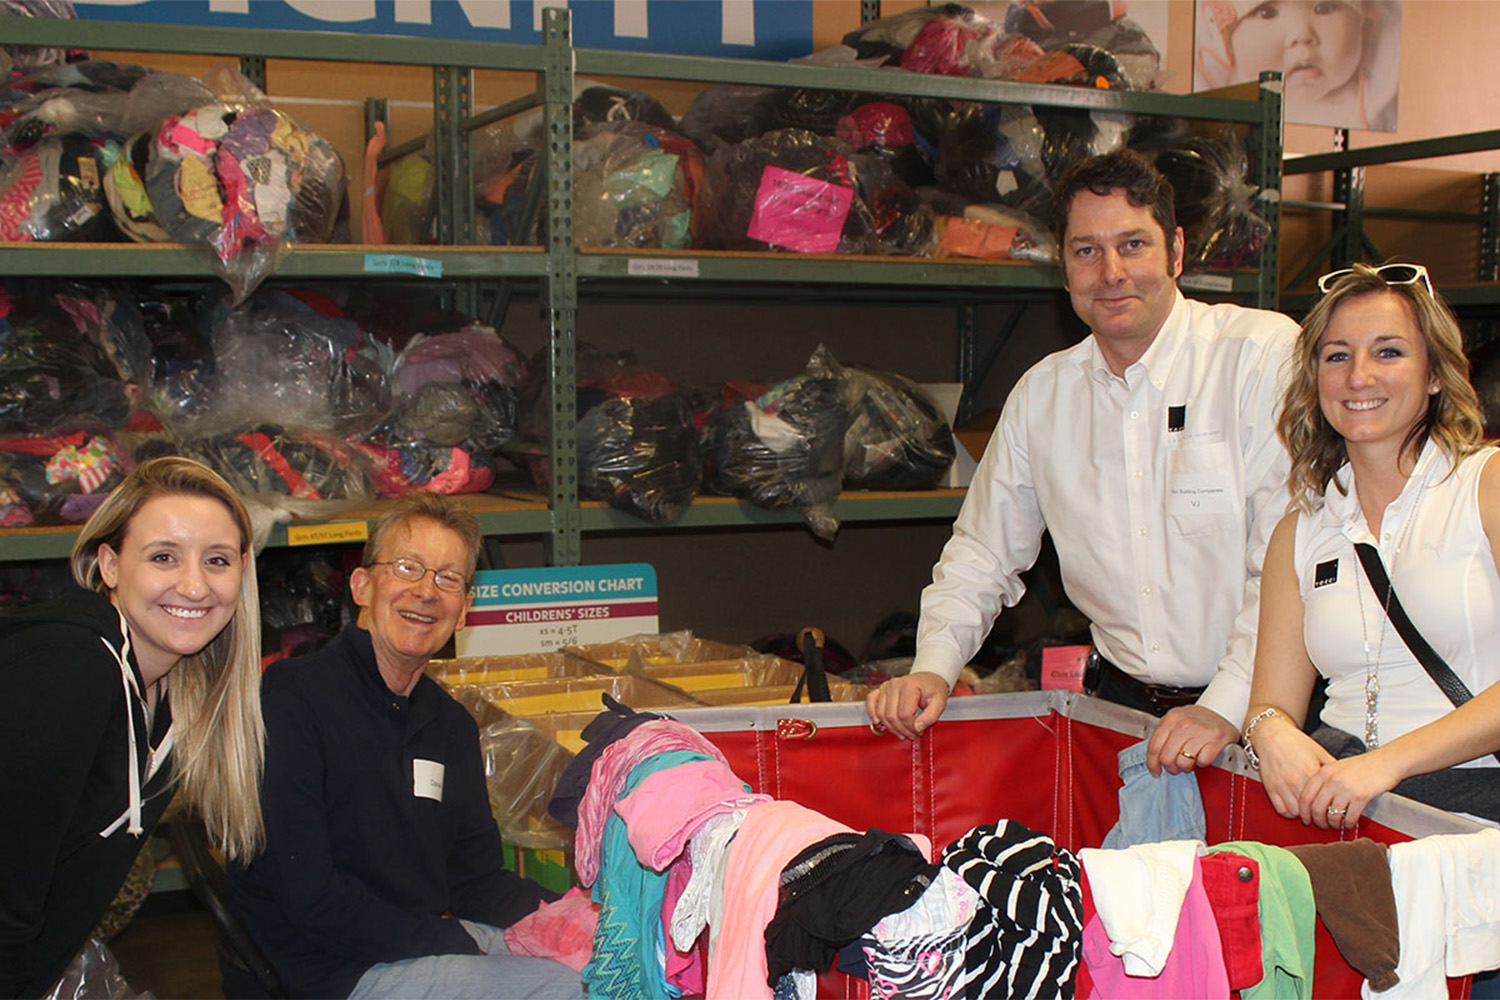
top-left (0, 133), bottom-right (120, 241)
top-left (705, 350), bottom-right (849, 541)
top-left (677, 84), bottom-right (778, 151)
top-left (516, 344), bottom-right (701, 524)
top-left (0, 0), bottom-right (78, 81)
top-left (39, 935), bottom-right (148, 1000)
top-left (0, 61), bottom-right (212, 151)
top-left (355, 326), bottom-right (527, 497)
top-left (578, 389), bottom-right (703, 525)
top-left (0, 283), bottom-right (131, 433)
top-left (184, 423), bottom-right (373, 501)
top-left (103, 130), bottom-right (170, 242)
top-left (573, 121), bottom-right (704, 249)
top-left (145, 66), bottom-right (346, 301)
top-left (702, 127), bottom-right (935, 256)
top-left (920, 191), bottom-right (1054, 263)
top-left (1128, 120), bottom-right (1271, 270)
top-left (810, 346), bottom-right (954, 491)
top-left (0, 427), bottom-right (127, 527)
top-left (199, 289), bottom-right (389, 438)
top-left (470, 81), bottom-right (673, 247)
top-left (1004, 0), bottom-right (1164, 90)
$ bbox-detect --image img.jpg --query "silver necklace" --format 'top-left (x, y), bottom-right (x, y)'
top-left (1352, 484), bottom-right (1423, 748)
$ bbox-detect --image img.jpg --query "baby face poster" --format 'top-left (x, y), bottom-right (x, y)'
top-left (1194, 1), bottom-right (1401, 131)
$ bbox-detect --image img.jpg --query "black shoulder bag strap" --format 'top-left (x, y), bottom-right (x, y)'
top-left (1353, 541), bottom-right (1500, 765)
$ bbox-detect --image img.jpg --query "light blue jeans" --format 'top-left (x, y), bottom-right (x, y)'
top-left (1100, 739), bottom-right (1206, 849)
top-left (348, 920), bottom-right (585, 999)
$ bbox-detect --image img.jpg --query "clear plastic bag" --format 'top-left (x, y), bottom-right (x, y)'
top-left (573, 121), bottom-right (704, 249)
top-left (0, 284), bottom-right (131, 433)
top-left (355, 326), bottom-right (527, 497)
top-left (810, 345), bottom-right (954, 491)
top-left (183, 424), bottom-right (373, 503)
top-left (0, 427), bottom-right (128, 526)
top-left (451, 689), bottom-right (577, 851)
top-left (41, 936), bottom-right (153, 1000)
top-left (144, 66), bottom-right (346, 301)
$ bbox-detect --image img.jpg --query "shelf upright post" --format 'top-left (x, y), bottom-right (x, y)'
top-left (238, 56), bottom-right (267, 93)
top-left (433, 63), bottom-right (478, 316)
top-left (1252, 71), bottom-right (1284, 310)
top-left (542, 5), bottom-right (582, 566)
top-left (1330, 129), bottom-right (1365, 271)
top-left (1481, 172), bottom-right (1499, 282)
top-left (956, 306), bottom-right (976, 425)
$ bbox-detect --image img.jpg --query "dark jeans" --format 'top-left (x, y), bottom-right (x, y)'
top-left (1310, 725), bottom-right (1500, 823)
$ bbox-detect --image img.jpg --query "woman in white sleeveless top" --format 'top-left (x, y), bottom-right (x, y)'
top-left (1242, 262), bottom-right (1500, 828)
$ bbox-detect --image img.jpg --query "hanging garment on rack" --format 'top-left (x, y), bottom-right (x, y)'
top-left (1099, 739), bottom-right (1206, 850)
top-left (1081, 855), bottom-right (1229, 1000)
top-left (1215, 841), bottom-right (1316, 1000)
top-left (1366, 829), bottom-right (1500, 1000)
top-left (1284, 839), bottom-right (1400, 992)
top-left (861, 867), bottom-right (979, 1000)
top-left (583, 749), bottom-right (711, 1000)
top-left (763, 828), bottom-right (937, 987)
top-left (1077, 839), bottom-right (1200, 976)
top-left (941, 819), bottom-right (1082, 1000)
top-left (706, 800), bottom-right (854, 1000)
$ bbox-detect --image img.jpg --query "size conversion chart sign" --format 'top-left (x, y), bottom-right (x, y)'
top-left (455, 563), bottom-right (659, 656)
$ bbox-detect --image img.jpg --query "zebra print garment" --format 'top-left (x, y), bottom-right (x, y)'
top-left (939, 820), bottom-right (1083, 999)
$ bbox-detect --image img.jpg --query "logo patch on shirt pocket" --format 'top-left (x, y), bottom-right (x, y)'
top-left (1314, 559), bottom-right (1339, 588)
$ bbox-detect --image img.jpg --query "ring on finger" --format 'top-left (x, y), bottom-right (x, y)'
top-left (1326, 805), bottom-right (1347, 816)
top-left (1178, 749), bottom-right (1197, 759)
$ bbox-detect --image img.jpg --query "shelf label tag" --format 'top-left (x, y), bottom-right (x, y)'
top-left (628, 257), bottom-right (700, 278)
top-left (457, 563), bottom-right (659, 656)
top-left (364, 253), bottom-right (444, 278)
top-left (1179, 273), bottom-right (1234, 293)
top-left (286, 521), bottom-right (370, 546)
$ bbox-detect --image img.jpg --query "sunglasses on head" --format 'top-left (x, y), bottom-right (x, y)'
top-left (1315, 262), bottom-right (1434, 298)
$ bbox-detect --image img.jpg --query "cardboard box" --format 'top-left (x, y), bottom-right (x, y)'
top-left (425, 651), bottom-right (605, 687)
top-left (562, 631), bottom-right (753, 671)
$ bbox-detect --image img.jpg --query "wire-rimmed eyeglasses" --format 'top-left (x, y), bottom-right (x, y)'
top-left (1315, 262), bottom-right (1434, 298)
top-left (367, 558), bottom-right (470, 593)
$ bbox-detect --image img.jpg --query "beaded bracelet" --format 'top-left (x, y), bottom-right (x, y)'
top-left (1241, 707), bottom-right (1281, 770)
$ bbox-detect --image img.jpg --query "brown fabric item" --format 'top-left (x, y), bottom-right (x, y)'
top-left (1285, 838), bottom-right (1400, 991)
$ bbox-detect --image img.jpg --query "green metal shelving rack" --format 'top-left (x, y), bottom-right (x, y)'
top-left (0, 10), bottom-right (1283, 565)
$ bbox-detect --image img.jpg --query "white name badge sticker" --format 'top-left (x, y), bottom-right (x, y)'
top-left (413, 759), bottom-right (445, 802)
top-left (1167, 473), bottom-right (1235, 515)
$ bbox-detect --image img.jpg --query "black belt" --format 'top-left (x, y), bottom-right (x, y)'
top-left (1083, 651), bottom-right (1205, 716)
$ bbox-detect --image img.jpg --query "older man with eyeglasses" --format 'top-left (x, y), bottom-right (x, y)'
top-left (226, 493), bottom-right (584, 1000)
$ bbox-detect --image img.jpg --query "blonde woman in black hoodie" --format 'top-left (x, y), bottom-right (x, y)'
top-left (0, 456), bottom-right (264, 998)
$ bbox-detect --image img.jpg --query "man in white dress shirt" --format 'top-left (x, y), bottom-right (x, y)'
top-left (867, 150), bottom-right (1298, 775)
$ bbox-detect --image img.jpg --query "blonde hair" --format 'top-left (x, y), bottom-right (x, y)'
top-left (363, 491), bottom-right (482, 577)
top-left (1279, 263), bottom-right (1484, 511)
top-left (71, 456), bottom-right (265, 861)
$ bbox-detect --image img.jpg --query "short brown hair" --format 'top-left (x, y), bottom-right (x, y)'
top-left (1052, 149), bottom-right (1178, 251)
top-left (364, 492), bottom-right (482, 577)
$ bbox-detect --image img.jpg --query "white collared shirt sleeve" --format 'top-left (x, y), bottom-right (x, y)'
top-left (912, 373), bottom-right (1047, 688)
top-left (914, 293), bottom-right (1298, 703)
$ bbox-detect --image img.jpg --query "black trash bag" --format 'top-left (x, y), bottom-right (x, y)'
top-left (677, 84), bottom-right (779, 151)
top-left (707, 354), bottom-right (848, 541)
top-left (811, 346), bottom-right (954, 491)
top-left (574, 84), bottom-right (677, 134)
top-left (1129, 121), bottom-right (1271, 269)
top-left (578, 389), bottom-right (703, 525)
top-left (0, 283), bottom-right (131, 434)
top-left (0, 133), bottom-right (122, 241)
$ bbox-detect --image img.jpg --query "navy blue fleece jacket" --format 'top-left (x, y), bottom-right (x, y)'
top-left (226, 625), bottom-right (552, 999)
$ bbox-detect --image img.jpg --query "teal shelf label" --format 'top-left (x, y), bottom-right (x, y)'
top-left (364, 254), bottom-right (443, 278)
